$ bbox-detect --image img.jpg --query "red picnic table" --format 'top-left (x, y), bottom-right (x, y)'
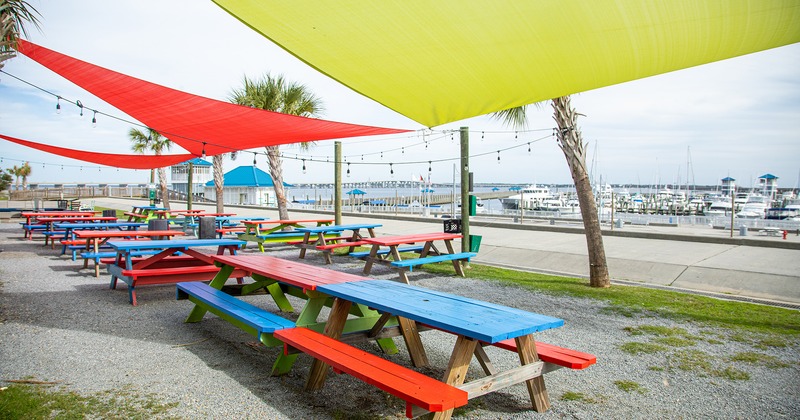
top-left (20, 211), bottom-right (98, 240)
top-left (34, 216), bottom-right (118, 245)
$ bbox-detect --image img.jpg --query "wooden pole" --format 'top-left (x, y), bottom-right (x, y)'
top-left (460, 127), bottom-right (470, 253)
top-left (187, 161), bottom-right (193, 210)
top-left (334, 142), bottom-right (342, 225)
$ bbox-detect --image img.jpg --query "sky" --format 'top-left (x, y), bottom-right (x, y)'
top-left (1, 0), bottom-right (799, 189)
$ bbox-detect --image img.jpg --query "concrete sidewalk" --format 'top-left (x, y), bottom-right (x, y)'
top-left (9, 198), bottom-right (800, 306)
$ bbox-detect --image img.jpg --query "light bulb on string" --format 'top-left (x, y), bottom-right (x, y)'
top-left (380, 152), bottom-right (383, 159)
top-left (76, 100), bottom-right (84, 117)
top-left (201, 142), bottom-right (206, 158)
top-left (346, 163), bottom-right (351, 178)
top-left (302, 159), bottom-right (306, 174)
top-left (497, 150), bottom-right (501, 163)
top-left (481, 131), bottom-right (484, 140)
top-left (56, 97), bottom-right (61, 114)
top-left (389, 163), bottom-right (394, 177)
top-left (401, 147), bottom-right (404, 154)
top-left (428, 161), bottom-right (432, 173)
top-left (252, 153), bottom-right (257, 166)
top-left (91, 111), bottom-right (97, 128)
top-left (515, 131), bottom-right (518, 139)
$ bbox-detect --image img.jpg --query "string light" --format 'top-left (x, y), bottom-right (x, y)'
top-left (428, 161), bottom-right (432, 173)
top-left (76, 100), bottom-right (84, 117)
top-left (515, 131), bottom-right (518, 139)
top-left (302, 159), bottom-right (306, 174)
top-left (401, 147), bottom-right (404, 154)
top-left (56, 97), bottom-right (61, 114)
top-left (201, 142), bottom-right (206, 158)
top-left (389, 163), bottom-right (394, 177)
top-left (346, 163), bottom-right (351, 178)
top-left (252, 152), bottom-right (257, 165)
top-left (528, 142), bottom-right (531, 153)
top-left (481, 131), bottom-right (484, 140)
top-left (497, 150), bottom-right (501, 163)
top-left (92, 111), bottom-right (97, 128)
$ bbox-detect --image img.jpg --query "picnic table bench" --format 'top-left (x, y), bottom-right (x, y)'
top-left (759, 227), bottom-right (783, 236)
top-left (74, 229), bottom-right (185, 277)
top-left (106, 238), bottom-right (246, 305)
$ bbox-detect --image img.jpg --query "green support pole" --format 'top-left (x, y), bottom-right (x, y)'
top-left (334, 141), bottom-right (342, 225)
top-left (460, 127), bottom-right (470, 253)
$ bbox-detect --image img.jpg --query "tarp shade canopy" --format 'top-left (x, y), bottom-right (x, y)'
top-left (16, 40), bottom-right (411, 157)
top-left (1, 133), bottom-right (195, 169)
top-left (213, 0), bottom-right (800, 127)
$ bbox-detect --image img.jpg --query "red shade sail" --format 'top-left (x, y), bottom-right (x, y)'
top-left (1, 133), bottom-right (195, 169)
top-left (16, 40), bottom-right (411, 156)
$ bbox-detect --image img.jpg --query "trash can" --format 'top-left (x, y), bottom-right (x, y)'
top-left (147, 219), bottom-right (169, 239)
top-left (102, 209), bottom-right (117, 218)
top-left (739, 225), bottom-right (747, 236)
top-left (198, 217), bottom-right (217, 239)
top-left (469, 234), bottom-right (482, 252)
top-left (57, 200), bottom-right (68, 210)
top-left (615, 219), bottom-right (623, 229)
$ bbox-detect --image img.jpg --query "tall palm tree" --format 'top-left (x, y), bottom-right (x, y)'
top-left (210, 151), bottom-right (237, 213)
top-left (129, 127), bottom-right (172, 209)
top-left (0, 0), bottom-right (41, 69)
top-left (229, 74), bottom-right (323, 220)
top-left (18, 161), bottom-right (30, 189)
top-left (493, 96), bottom-right (610, 288)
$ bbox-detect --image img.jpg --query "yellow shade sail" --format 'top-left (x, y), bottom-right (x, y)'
top-left (214, 0), bottom-right (800, 127)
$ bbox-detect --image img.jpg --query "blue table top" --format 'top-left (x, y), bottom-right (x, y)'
top-left (107, 238), bottom-right (246, 251)
top-left (317, 279), bottom-right (563, 343)
top-left (54, 222), bottom-right (146, 229)
top-left (294, 223), bottom-right (382, 234)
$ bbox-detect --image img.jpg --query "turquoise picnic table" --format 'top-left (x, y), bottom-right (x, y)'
top-left (238, 218), bottom-right (334, 252)
top-left (53, 221), bottom-right (146, 256)
top-left (293, 223), bottom-right (382, 264)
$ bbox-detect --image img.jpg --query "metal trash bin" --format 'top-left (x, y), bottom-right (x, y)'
top-left (102, 209), bottom-right (117, 218)
top-left (739, 225), bottom-right (747, 236)
top-left (198, 217), bottom-right (217, 239)
top-left (147, 219), bottom-right (169, 239)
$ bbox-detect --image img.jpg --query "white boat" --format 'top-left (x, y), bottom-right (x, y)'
top-left (736, 194), bottom-right (770, 219)
top-left (500, 184), bottom-right (551, 210)
top-left (705, 200), bottom-right (734, 216)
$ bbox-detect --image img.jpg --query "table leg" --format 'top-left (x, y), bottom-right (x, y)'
top-left (444, 240), bottom-right (466, 277)
top-left (515, 334), bottom-right (550, 412)
top-left (362, 244), bottom-right (380, 275)
top-left (305, 297), bottom-right (352, 391)
top-left (398, 317), bottom-right (429, 367)
top-left (434, 335), bottom-right (479, 420)
top-left (93, 239), bottom-right (100, 277)
top-left (299, 232), bottom-right (311, 259)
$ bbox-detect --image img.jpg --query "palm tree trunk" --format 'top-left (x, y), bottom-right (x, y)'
top-left (552, 96), bottom-right (610, 288)
top-left (266, 146), bottom-right (289, 221)
top-left (213, 155), bottom-right (225, 213)
top-left (157, 167), bottom-right (171, 210)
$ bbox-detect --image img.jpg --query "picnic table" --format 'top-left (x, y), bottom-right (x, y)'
top-left (106, 238), bottom-right (246, 305)
top-left (35, 216), bottom-right (118, 246)
top-left (293, 223), bottom-right (382, 264)
top-left (177, 255), bottom-right (587, 419)
top-left (238, 219), bottom-right (334, 252)
top-left (74, 229), bottom-right (185, 277)
top-left (20, 211), bottom-right (97, 240)
top-left (54, 221), bottom-right (146, 254)
top-left (356, 232), bottom-right (476, 283)
top-left (759, 226), bottom-right (783, 236)
top-left (124, 205), bottom-right (167, 222)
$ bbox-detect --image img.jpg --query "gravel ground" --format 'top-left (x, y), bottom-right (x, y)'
top-left (0, 221), bottom-right (798, 419)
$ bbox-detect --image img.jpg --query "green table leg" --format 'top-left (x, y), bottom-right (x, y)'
top-left (185, 265), bottom-right (234, 323)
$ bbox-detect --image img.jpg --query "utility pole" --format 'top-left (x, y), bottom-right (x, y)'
top-left (460, 127), bottom-right (470, 253)
top-left (187, 161), bottom-right (193, 210)
top-left (334, 141), bottom-right (342, 225)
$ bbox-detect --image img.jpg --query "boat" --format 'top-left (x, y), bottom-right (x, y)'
top-left (736, 194), bottom-right (770, 219)
top-left (500, 184), bottom-right (551, 210)
top-left (705, 200), bottom-right (734, 217)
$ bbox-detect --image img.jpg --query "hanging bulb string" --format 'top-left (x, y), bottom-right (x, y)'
top-left (1, 69), bottom-right (555, 165)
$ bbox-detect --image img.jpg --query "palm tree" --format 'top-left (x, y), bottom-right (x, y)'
top-left (0, 0), bottom-right (41, 69)
top-left (7, 164), bottom-right (20, 190)
top-left (229, 74), bottom-right (323, 220)
top-left (493, 96), bottom-right (610, 288)
top-left (129, 127), bottom-right (173, 209)
top-left (210, 151), bottom-right (237, 213)
top-left (18, 161), bottom-right (31, 189)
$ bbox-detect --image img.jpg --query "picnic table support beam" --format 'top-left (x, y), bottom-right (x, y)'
top-left (434, 335), bottom-right (478, 420)
top-left (306, 297), bottom-right (352, 390)
top-left (516, 334), bottom-right (550, 412)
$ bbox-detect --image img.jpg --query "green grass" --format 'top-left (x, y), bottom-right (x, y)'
top-left (94, 206), bottom-right (128, 219)
top-left (560, 391), bottom-right (605, 403)
top-left (0, 383), bottom-right (179, 419)
top-left (668, 350), bottom-right (751, 380)
top-left (421, 263), bottom-right (800, 337)
top-left (728, 351), bottom-right (791, 368)
top-left (613, 380), bottom-right (647, 394)
top-left (619, 342), bottom-right (667, 355)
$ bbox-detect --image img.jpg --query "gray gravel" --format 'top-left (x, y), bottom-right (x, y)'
top-left (0, 222), bottom-right (798, 419)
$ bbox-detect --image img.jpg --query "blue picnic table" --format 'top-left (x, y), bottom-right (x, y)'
top-left (54, 221), bottom-right (147, 257)
top-left (106, 238), bottom-right (246, 305)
